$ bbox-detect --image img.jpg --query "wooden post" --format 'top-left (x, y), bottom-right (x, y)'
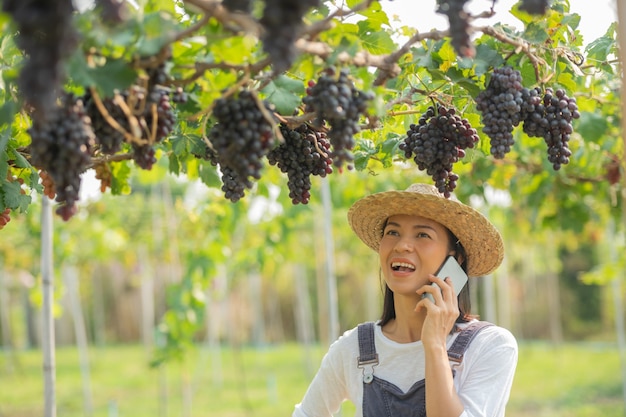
top-left (64, 264), bottom-right (93, 417)
top-left (294, 264), bottom-right (314, 378)
top-left (41, 196), bottom-right (56, 417)
top-left (139, 245), bottom-right (155, 353)
top-left (0, 266), bottom-right (12, 350)
top-left (614, 8), bottom-right (626, 415)
top-left (320, 177), bottom-right (339, 344)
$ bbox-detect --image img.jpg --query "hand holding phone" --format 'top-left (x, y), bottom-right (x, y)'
top-left (422, 256), bottom-right (468, 303)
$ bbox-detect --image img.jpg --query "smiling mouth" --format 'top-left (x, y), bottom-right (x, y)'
top-left (391, 262), bottom-right (416, 272)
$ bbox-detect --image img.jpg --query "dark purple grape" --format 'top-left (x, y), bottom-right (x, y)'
top-left (400, 105), bottom-right (479, 197)
top-left (303, 67), bottom-right (373, 169)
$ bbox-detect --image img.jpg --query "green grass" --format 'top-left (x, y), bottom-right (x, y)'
top-left (0, 341), bottom-right (624, 417)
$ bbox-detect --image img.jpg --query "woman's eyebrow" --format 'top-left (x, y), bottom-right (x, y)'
top-left (384, 221), bottom-right (437, 232)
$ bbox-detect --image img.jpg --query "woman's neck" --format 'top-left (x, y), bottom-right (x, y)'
top-left (381, 295), bottom-right (426, 343)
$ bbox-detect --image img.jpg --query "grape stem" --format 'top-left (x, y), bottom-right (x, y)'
top-left (311, 132), bottom-right (329, 159)
top-left (88, 87), bottom-right (146, 146)
top-left (249, 89), bottom-right (283, 142)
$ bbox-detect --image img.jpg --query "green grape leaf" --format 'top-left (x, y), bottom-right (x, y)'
top-left (198, 161), bottom-right (221, 188)
top-left (523, 22), bottom-right (550, 44)
top-left (110, 160), bottom-right (132, 195)
top-left (357, 20), bottom-right (395, 54)
top-left (262, 76), bottom-right (304, 116)
top-left (68, 52), bottom-right (137, 96)
top-left (1, 180), bottom-right (30, 211)
top-left (576, 111), bottom-right (609, 143)
top-left (0, 101), bottom-right (17, 127)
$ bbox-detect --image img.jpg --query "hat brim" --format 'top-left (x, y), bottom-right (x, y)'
top-left (347, 189), bottom-right (504, 277)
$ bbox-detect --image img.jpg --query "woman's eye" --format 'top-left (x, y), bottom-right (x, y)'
top-left (385, 229), bottom-right (399, 236)
top-left (416, 232), bottom-right (431, 238)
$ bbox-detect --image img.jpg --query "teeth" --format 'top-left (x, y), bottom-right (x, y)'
top-left (391, 262), bottom-right (415, 270)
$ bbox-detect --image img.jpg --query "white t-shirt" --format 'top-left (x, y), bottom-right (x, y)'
top-left (292, 320), bottom-right (518, 417)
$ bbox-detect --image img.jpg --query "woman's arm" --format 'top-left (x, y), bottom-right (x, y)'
top-left (292, 333), bottom-right (353, 417)
top-left (454, 327), bottom-right (518, 417)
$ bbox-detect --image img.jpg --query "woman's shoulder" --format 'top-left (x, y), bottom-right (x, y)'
top-left (325, 321), bottom-right (375, 357)
top-left (456, 320), bottom-right (518, 354)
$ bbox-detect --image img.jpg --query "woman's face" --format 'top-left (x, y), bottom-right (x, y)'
top-left (379, 214), bottom-right (452, 296)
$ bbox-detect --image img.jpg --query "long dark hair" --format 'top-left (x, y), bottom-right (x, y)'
top-left (378, 227), bottom-right (473, 328)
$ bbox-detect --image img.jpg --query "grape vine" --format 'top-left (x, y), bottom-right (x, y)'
top-left (400, 105), bottom-right (479, 197)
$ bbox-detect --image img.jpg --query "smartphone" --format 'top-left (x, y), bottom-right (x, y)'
top-left (422, 255), bottom-right (468, 302)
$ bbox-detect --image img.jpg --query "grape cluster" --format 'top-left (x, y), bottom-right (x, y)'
top-left (303, 68), bottom-right (374, 169)
top-left (208, 91), bottom-right (277, 202)
top-left (84, 93), bottom-right (126, 155)
top-left (260, 0), bottom-right (320, 73)
top-left (475, 66), bottom-right (526, 159)
top-left (95, 0), bottom-right (129, 24)
top-left (0, 208), bottom-right (11, 230)
top-left (400, 105), bottom-right (479, 197)
top-left (436, 0), bottom-right (474, 58)
top-left (94, 163), bottom-right (113, 193)
top-left (519, 0), bottom-right (550, 15)
top-left (84, 84), bottom-right (177, 169)
top-left (39, 170), bottom-right (57, 200)
top-left (267, 125), bottom-right (333, 204)
top-left (222, 0), bottom-right (252, 13)
top-left (28, 94), bottom-right (95, 220)
top-left (2, 0), bottom-right (79, 121)
top-left (522, 88), bottom-right (579, 170)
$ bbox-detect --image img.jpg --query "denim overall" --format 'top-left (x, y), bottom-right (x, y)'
top-left (357, 321), bottom-right (493, 417)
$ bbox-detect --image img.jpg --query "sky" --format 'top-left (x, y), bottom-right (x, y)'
top-left (382, 0), bottom-right (618, 45)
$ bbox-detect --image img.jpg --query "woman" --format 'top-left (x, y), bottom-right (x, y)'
top-left (292, 183), bottom-right (518, 417)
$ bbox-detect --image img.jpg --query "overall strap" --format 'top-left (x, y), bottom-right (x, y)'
top-left (357, 322), bottom-right (379, 383)
top-left (447, 321), bottom-right (494, 365)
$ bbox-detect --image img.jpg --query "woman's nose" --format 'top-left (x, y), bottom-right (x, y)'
top-left (394, 236), bottom-right (413, 252)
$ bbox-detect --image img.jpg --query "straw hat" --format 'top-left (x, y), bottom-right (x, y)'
top-left (347, 183), bottom-right (504, 277)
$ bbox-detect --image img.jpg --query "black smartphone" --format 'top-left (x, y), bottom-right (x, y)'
top-left (422, 255), bottom-right (469, 302)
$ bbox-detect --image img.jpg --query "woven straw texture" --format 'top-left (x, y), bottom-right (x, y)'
top-left (347, 184), bottom-right (504, 278)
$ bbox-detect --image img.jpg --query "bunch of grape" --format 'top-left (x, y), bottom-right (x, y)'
top-left (2, 0), bottom-right (79, 121)
top-left (208, 90), bottom-right (277, 202)
top-left (39, 170), bottom-right (57, 200)
top-left (0, 208), bottom-right (11, 230)
top-left (400, 105), bottom-right (479, 197)
top-left (259, 0), bottom-right (320, 73)
top-left (519, 0), bottom-right (550, 15)
top-left (84, 93), bottom-right (126, 155)
top-left (267, 124), bottom-right (333, 204)
top-left (222, 0), bottom-right (252, 13)
top-left (522, 88), bottom-right (579, 170)
top-left (95, 0), bottom-right (129, 24)
top-left (145, 87), bottom-right (177, 143)
top-left (84, 84), bottom-right (176, 166)
top-left (475, 66), bottom-right (526, 159)
top-left (220, 166), bottom-right (252, 203)
top-left (131, 144), bottom-right (157, 170)
top-left (94, 163), bottom-right (113, 193)
top-left (303, 68), bottom-right (374, 169)
top-left (436, 0), bottom-right (474, 58)
top-left (28, 94), bottom-right (95, 220)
